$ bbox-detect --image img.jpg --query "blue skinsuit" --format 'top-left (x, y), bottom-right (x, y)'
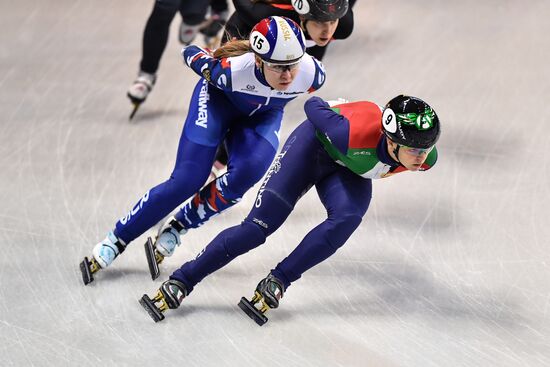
top-left (113, 46), bottom-right (326, 244)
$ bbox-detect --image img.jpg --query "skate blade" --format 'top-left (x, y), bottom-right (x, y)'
top-left (238, 297), bottom-right (268, 326)
top-left (80, 257), bottom-right (94, 285)
top-left (139, 294), bottom-right (165, 322)
top-left (144, 237), bottom-right (161, 280)
top-left (129, 102), bottom-right (140, 121)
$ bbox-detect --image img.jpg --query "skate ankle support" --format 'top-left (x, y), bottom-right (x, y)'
top-left (114, 239), bottom-right (127, 254)
top-left (168, 218), bottom-right (186, 233)
top-left (111, 231), bottom-right (128, 254)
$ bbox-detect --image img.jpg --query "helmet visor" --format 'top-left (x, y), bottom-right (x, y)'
top-left (263, 60), bottom-right (301, 73)
top-left (399, 145), bottom-right (434, 157)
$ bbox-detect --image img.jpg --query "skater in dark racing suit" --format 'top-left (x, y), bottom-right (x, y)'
top-left (140, 94), bottom-right (441, 324)
top-left (127, 0), bottom-right (229, 118)
top-left (225, 0), bottom-right (354, 61)
top-left (79, 17), bottom-right (326, 285)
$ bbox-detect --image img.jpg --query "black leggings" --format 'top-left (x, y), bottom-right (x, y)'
top-left (140, 0), bottom-right (210, 74)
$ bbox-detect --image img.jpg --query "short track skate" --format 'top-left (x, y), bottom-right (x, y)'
top-left (144, 236), bottom-right (164, 280)
top-left (238, 291), bottom-right (271, 326)
top-left (79, 256), bottom-right (101, 285)
top-left (139, 290), bottom-right (168, 322)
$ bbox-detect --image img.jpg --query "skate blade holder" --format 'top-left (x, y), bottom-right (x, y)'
top-left (144, 237), bottom-right (164, 280)
top-left (80, 256), bottom-right (100, 285)
top-left (129, 102), bottom-right (140, 121)
top-left (139, 290), bottom-right (168, 322)
top-left (238, 291), bottom-right (270, 326)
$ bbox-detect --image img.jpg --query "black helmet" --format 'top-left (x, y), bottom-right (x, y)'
top-left (291, 0), bottom-right (349, 22)
top-left (382, 95), bottom-right (441, 149)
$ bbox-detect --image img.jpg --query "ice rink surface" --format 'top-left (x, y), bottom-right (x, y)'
top-left (1, 0), bottom-right (549, 366)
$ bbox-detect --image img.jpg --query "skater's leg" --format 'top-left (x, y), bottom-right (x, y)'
top-left (115, 81), bottom-right (232, 244)
top-left (128, 0), bottom-right (180, 106)
top-left (170, 121), bottom-right (324, 291)
top-left (113, 136), bottom-right (215, 244)
top-left (271, 170), bottom-right (373, 288)
top-left (140, 0), bottom-right (181, 74)
top-left (173, 124), bottom-right (278, 229)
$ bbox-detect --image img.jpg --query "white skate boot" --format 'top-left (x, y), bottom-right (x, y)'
top-left (80, 231), bottom-right (126, 285)
top-left (156, 218), bottom-right (187, 257)
top-left (179, 22), bottom-right (201, 45)
top-left (92, 231), bottom-right (126, 268)
top-left (144, 217), bottom-right (187, 280)
top-left (127, 71), bottom-right (156, 120)
top-left (127, 71), bottom-right (156, 104)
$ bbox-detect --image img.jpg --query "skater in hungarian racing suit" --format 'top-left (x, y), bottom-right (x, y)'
top-left (140, 94), bottom-right (441, 322)
top-left (80, 16), bottom-right (326, 284)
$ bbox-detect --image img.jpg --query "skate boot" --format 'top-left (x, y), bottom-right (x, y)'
top-left (80, 231), bottom-right (126, 285)
top-left (140, 279), bottom-right (187, 322)
top-left (238, 274), bottom-right (285, 326)
top-left (127, 71), bottom-right (156, 120)
top-left (179, 22), bottom-right (201, 45)
top-left (144, 217), bottom-right (187, 280)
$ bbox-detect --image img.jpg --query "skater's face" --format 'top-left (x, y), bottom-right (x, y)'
top-left (387, 140), bottom-right (433, 171)
top-left (305, 19), bottom-right (339, 47)
top-left (259, 59), bottom-right (300, 91)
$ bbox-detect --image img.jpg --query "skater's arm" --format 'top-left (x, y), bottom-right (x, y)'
top-left (182, 45), bottom-right (233, 91)
top-left (305, 96), bottom-right (349, 155)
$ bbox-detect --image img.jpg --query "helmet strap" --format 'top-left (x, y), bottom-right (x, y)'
top-left (300, 18), bottom-right (310, 38)
top-left (386, 138), bottom-right (402, 165)
top-left (254, 55), bottom-right (265, 77)
top-left (393, 144), bottom-right (402, 164)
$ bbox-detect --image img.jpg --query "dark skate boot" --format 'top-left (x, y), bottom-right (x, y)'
top-left (238, 274), bottom-right (285, 326)
top-left (144, 217), bottom-right (187, 280)
top-left (139, 279), bottom-right (187, 322)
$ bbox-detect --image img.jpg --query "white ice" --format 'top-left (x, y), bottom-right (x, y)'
top-left (1, 1), bottom-right (549, 366)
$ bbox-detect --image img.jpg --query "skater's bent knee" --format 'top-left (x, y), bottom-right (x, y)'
top-left (223, 221), bottom-right (267, 257)
top-left (325, 214), bottom-right (363, 250)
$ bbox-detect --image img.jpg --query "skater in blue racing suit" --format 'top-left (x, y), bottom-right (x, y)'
top-left (82, 16), bottom-right (326, 282)
top-left (141, 94), bottom-right (441, 321)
